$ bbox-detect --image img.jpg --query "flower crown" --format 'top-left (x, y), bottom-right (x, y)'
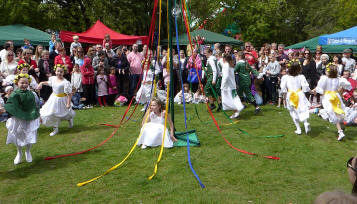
top-left (14, 73), bottom-right (32, 84)
top-left (326, 62), bottom-right (335, 72)
top-left (54, 64), bottom-right (67, 72)
top-left (286, 59), bottom-right (301, 68)
top-left (17, 63), bottom-right (30, 70)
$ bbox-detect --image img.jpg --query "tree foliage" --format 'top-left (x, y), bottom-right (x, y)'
top-left (0, 0), bottom-right (356, 47)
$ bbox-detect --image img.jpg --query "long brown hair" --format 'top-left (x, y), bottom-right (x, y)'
top-left (223, 53), bottom-right (234, 67)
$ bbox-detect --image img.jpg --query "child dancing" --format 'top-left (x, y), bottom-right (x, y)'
top-left (280, 60), bottom-right (311, 135)
top-left (5, 74), bottom-right (40, 164)
top-left (38, 64), bottom-right (75, 136)
top-left (221, 54), bottom-right (244, 119)
top-left (313, 63), bottom-right (352, 140)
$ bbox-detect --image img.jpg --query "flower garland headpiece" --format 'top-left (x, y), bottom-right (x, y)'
top-left (326, 62), bottom-right (335, 72)
top-left (54, 64), bottom-right (67, 72)
top-left (286, 59), bottom-right (301, 68)
top-left (14, 73), bottom-right (32, 84)
top-left (17, 63), bottom-right (30, 71)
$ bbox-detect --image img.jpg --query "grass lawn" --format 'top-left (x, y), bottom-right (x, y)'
top-left (0, 104), bottom-right (357, 203)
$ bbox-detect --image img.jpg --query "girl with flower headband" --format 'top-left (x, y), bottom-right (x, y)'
top-left (312, 63), bottom-right (352, 140)
top-left (3, 63), bottom-right (38, 90)
top-left (37, 64), bottom-right (75, 136)
top-left (5, 73), bottom-right (40, 164)
top-left (280, 60), bottom-right (311, 135)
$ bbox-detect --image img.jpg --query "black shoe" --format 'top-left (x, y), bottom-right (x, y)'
top-left (216, 103), bottom-right (222, 112)
top-left (209, 104), bottom-right (216, 111)
top-left (254, 107), bottom-right (261, 114)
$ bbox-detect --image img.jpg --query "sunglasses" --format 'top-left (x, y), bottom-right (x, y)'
top-left (304, 53), bottom-right (310, 55)
top-left (8, 54), bottom-right (14, 56)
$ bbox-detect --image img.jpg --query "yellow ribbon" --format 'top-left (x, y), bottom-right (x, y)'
top-left (77, 104), bottom-right (152, 187)
top-left (288, 89), bottom-right (301, 109)
top-left (77, 0), bottom-right (162, 186)
top-left (325, 91), bottom-right (345, 114)
top-left (54, 93), bottom-right (67, 97)
top-left (148, 6), bottom-right (170, 179)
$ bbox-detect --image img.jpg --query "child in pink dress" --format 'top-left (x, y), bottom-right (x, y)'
top-left (108, 67), bottom-right (118, 106)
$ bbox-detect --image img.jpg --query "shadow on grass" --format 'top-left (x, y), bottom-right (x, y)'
top-left (307, 125), bottom-right (325, 138)
top-left (0, 149), bottom-right (101, 180)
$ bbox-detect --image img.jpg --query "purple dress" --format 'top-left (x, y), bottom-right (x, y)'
top-left (108, 74), bottom-right (118, 95)
top-left (96, 75), bottom-right (108, 96)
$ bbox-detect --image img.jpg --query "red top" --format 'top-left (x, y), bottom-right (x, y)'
top-left (54, 55), bottom-right (73, 74)
top-left (343, 78), bottom-right (357, 101)
top-left (80, 58), bottom-right (94, 85)
top-left (244, 50), bottom-right (258, 66)
top-left (102, 39), bottom-right (113, 49)
top-left (18, 59), bottom-right (37, 68)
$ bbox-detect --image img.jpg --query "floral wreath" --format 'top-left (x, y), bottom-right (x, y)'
top-left (17, 63), bottom-right (30, 71)
top-left (286, 59), bottom-right (301, 68)
top-left (326, 62), bottom-right (335, 72)
top-left (54, 64), bottom-right (67, 72)
top-left (14, 73), bottom-right (32, 84)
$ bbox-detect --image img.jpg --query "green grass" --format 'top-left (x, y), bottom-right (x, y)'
top-left (0, 104), bottom-right (357, 203)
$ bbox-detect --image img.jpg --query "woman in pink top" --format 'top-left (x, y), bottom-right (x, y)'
top-left (186, 49), bottom-right (202, 92)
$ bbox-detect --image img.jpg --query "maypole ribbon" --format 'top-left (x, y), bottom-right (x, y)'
top-left (77, 106), bottom-right (152, 187)
top-left (77, 0), bottom-right (163, 185)
top-left (181, 0), bottom-right (279, 160)
top-left (148, 0), bottom-right (171, 179)
top-left (174, 1), bottom-right (205, 187)
top-left (44, 0), bottom-right (159, 160)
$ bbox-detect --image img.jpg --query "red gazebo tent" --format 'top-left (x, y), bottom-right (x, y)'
top-left (60, 20), bottom-right (148, 45)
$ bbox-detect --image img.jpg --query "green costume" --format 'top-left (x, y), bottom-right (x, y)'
top-left (5, 89), bottom-right (40, 121)
top-left (204, 56), bottom-right (221, 97)
top-left (234, 61), bottom-right (259, 103)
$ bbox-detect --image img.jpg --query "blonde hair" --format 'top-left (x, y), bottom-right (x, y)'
top-left (73, 35), bottom-right (79, 40)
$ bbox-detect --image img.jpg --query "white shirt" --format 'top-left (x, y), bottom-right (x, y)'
top-left (207, 55), bottom-right (219, 83)
top-left (221, 62), bottom-right (236, 90)
top-left (71, 72), bottom-right (82, 92)
top-left (263, 61), bottom-right (281, 76)
top-left (342, 57), bottom-right (356, 73)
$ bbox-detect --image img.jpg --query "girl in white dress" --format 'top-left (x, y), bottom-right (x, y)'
top-left (220, 54), bottom-right (244, 119)
top-left (137, 98), bottom-right (177, 149)
top-left (5, 74), bottom-right (40, 164)
top-left (313, 63), bottom-right (352, 140)
top-left (280, 60), bottom-right (311, 135)
top-left (136, 51), bottom-right (160, 106)
top-left (38, 64), bottom-right (75, 136)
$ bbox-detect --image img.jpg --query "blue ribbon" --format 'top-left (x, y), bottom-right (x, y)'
top-left (174, 7), bottom-right (205, 188)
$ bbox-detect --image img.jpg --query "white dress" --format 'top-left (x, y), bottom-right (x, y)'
top-left (137, 111), bottom-right (173, 148)
top-left (40, 76), bottom-right (75, 127)
top-left (280, 75), bottom-right (311, 122)
top-left (6, 92), bottom-right (40, 147)
top-left (345, 106), bottom-right (357, 124)
top-left (316, 76), bottom-right (352, 124)
top-left (220, 62), bottom-right (244, 111)
top-left (136, 69), bottom-right (154, 104)
top-left (174, 90), bottom-right (192, 104)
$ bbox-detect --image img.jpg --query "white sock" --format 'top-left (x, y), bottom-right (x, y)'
top-left (293, 119), bottom-right (301, 132)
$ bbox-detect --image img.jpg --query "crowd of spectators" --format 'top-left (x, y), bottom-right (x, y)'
top-left (0, 34), bottom-right (356, 123)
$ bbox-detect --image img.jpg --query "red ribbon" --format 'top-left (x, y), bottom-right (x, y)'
top-left (44, 0), bottom-right (159, 160)
top-left (180, 0), bottom-right (279, 160)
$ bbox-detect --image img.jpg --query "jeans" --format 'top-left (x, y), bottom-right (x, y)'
top-left (264, 76), bottom-right (278, 103)
top-left (129, 74), bottom-right (141, 98)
